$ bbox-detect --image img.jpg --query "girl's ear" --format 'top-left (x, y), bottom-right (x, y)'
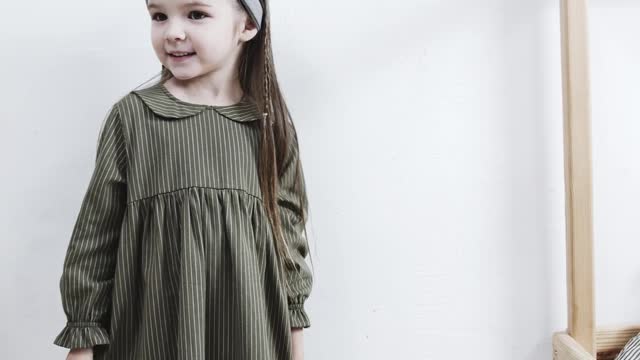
top-left (238, 18), bottom-right (259, 43)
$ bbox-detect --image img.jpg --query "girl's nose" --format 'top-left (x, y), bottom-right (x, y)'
top-left (165, 22), bottom-right (187, 41)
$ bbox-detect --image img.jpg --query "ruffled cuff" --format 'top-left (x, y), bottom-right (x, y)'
top-left (53, 321), bottom-right (110, 349)
top-left (288, 302), bottom-right (311, 329)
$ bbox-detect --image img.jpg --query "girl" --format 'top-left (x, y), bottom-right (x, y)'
top-left (52, 0), bottom-right (313, 359)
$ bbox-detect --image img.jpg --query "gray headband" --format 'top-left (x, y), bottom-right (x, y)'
top-left (145, 0), bottom-right (263, 31)
top-left (239, 0), bottom-right (263, 31)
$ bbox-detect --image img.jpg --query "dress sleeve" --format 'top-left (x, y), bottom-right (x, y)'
top-left (277, 125), bottom-right (313, 329)
top-left (53, 104), bottom-right (128, 349)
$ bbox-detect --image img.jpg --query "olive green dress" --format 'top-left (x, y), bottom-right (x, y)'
top-left (53, 82), bottom-right (313, 360)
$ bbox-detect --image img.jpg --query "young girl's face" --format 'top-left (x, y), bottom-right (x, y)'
top-left (147, 0), bottom-right (257, 82)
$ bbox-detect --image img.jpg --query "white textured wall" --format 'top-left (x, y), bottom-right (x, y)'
top-left (2, 0), bottom-right (640, 359)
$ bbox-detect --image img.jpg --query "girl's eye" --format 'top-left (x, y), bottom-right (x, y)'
top-left (188, 11), bottom-right (208, 20)
top-left (149, 11), bottom-right (207, 22)
top-left (150, 12), bottom-right (167, 21)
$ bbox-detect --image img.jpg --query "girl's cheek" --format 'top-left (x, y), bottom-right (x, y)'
top-left (151, 34), bottom-right (164, 50)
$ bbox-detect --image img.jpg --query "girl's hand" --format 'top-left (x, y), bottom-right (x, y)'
top-left (66, 347), bottom-right (93, 360)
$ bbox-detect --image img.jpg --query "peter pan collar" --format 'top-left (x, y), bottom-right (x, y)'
top-left (131, 82), bottom-right (263, 122)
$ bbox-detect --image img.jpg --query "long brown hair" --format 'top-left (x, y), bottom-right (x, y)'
top-left (147, 0), bottom-right (313, 286)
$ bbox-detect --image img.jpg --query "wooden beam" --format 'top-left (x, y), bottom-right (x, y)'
top-left (560, 0), bottom-right (595, 355)
top-left (553, 332), bottom-right (596, 360)
top-left (596, 325), bottom-right (640, 352)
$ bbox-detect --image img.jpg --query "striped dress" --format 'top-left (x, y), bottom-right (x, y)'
top-left (53, 81), bottom-right (313, 360)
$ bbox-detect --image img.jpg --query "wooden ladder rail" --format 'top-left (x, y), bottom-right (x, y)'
top-left (560, 0), bottom-right (595, 356)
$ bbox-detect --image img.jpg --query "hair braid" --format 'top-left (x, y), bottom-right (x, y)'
top-left (262, 21), bottom-right (274, 125)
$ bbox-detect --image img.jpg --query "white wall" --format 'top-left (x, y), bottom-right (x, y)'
top-left (2, 0), bottom-right (639, 359)
top-left (590, 0), bottom-right (640, 326)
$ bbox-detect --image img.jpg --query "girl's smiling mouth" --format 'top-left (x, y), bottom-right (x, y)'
top-left (168, 51), bottom-right (196, 61)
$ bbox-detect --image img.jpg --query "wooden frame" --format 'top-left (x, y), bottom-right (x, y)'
top-left (552, 1), bottom-right (640, 359)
